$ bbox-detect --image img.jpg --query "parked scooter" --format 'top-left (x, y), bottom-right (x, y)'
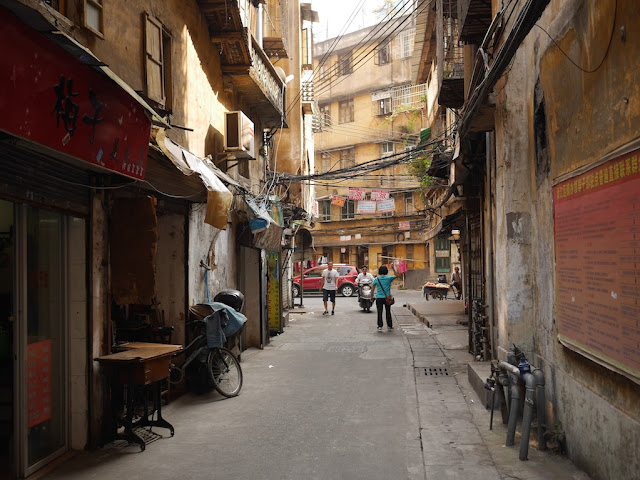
top-left (357, 279), bottom-right (374, 312)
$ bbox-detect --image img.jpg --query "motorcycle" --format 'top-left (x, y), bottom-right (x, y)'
top-left (357, 280), bottom-right (374, 312)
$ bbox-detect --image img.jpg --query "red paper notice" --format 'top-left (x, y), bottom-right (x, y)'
top-left (553, 149), bottom-right (640, 379)
top-left (27, 339), bottom-right (53, 428)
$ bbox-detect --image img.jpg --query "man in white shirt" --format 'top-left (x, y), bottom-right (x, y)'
top-left (356, 266), bottom-right (374, 286)
top-left (322, 262), bottom-right (340, 315)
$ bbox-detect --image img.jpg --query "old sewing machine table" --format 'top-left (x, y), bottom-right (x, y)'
top-left (96, 342), bottom-right (182, 451)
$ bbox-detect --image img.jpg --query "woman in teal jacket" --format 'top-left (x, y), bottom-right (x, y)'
top-left (372, 265), bottom-right (395, 332)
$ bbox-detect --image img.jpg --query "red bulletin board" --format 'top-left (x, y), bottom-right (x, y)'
top-left (553, 148), bottom-right (640, 382)
top-left (27, 339), bottom-right (53, 428)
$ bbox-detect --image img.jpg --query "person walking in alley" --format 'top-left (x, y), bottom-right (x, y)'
top-left (322, 261), bottom-right (339, 315)
top-left (372, 265), bottom-right (395, 331)
top-left (450, 266), bottom-right (462, 299)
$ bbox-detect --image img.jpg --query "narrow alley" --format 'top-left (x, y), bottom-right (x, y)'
top-left (38, 291), bottom-right (589, 480)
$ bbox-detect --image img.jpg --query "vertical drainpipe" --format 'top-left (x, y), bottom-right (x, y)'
top-left (486, 132), bottom-right (495, 358)
top-left (256, 2), bottom-right (264, 48)
top-left (466, 213), bottom-right (472, 324)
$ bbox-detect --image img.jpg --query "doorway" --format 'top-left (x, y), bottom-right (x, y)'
top-left (0, 200), bottom-right (78, 479)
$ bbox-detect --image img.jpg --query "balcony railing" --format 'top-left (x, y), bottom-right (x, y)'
top-left (390, 83), bottom-right (429, 111)
top-left (198, 0), bottom-right (286, 126)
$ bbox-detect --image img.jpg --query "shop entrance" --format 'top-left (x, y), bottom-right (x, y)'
top-left (0, 200), bottom-right (77, 479)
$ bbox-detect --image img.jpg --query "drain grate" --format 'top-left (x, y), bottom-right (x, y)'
top-left (423, 367), bottom-right (449, 376)
top-left (326, 345), bottom-right (366, 353)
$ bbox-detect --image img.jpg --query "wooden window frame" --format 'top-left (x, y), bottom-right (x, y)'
top-left (339, 99), bottom-right (354, 124)
top-left (375, 43), bottom-right (390, 65)
top-left (340, 148), bottom-right (355, 169)
top-left (377, 97), bottom-right (392, 115)
top-left (321, 153), bottom-right (331, 172)
top-left (404, 192), bottom-right (414, 213)
top-left (320, 200), bottom-right (332, 222)
top-left (341, 200), bottom-right (355, 220)
top-left (337, 52), bottom-right (353, 76)
top-left (381, 142), bottom-right (394, 156)
top-left (83, 0), bottom-right (104, 37)
top-left (143, 13), bottom-right (172, 109)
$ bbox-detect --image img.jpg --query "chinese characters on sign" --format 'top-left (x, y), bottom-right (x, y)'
top-left (348, 187), bottom-right (366, 201)
top-left (399, 221), bottom-right (410, 230)
top-left (27, 340), bottom-right (52, 428)
top-left (331, 195), bottom-right (346, 207)
top-left (377, 198), bottom-right (395, 213)
top-left (553, 148), bottom-right (640, 380)
top-left (356, 201), bottom-right (376, 214)
top-left (266, 252), bottom-right (281, 331)
top-left (0, 14), bottom-right (151, 180)
top-left (371, 189), bottom-right (390, 201)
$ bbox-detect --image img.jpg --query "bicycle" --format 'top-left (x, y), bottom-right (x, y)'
top-left (169, 306), bottom-right (243, 398)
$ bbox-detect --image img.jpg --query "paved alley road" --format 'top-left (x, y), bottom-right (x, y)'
top-left (42, 289), bottom-right (590, 480)
top-left (44, 291), bottom-right (425, 480)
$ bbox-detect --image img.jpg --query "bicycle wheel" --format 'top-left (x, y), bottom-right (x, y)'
top-left (208, 347), bottom-right (243, 397)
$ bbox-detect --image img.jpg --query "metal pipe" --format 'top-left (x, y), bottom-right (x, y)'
top-left (532, 368), bottom-right (547, 451)
top-left (494, 380), bottom-right (510, 425)
top-left (506, 373), bottom-right (521, 446)
top-left (498, 361), bottom-right (520, 376)
top-left (519, 373), bottom-right (537, 460)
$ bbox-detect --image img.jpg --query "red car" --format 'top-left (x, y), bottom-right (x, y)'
top-left (292, 264), bottom-right (358, 297)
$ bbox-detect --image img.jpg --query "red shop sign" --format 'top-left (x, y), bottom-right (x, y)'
top-left (0, 13), bottom-right (151, 179)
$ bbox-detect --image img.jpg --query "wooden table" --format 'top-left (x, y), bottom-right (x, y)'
top-left (96, 342), bottom-right (182, 451)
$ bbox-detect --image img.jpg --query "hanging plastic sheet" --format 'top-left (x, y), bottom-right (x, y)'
top-left (155, 129), bottom-right (233, 230)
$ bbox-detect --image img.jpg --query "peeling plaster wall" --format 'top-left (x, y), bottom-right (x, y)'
top-left (187, 205), bottom-right (237, 306)
top-left (493, 47), bottom-right (536, 355)
top-left (491, 0), bottom-right (640, 478)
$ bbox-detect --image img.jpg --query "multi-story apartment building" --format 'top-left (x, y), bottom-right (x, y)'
top-left (310, 17), bottom-right (434, 287)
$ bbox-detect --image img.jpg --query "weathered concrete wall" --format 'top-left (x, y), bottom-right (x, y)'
top-left (491, 0), bottom-right (640, 478)
top-left (187, 205), bottom-right (236, 306)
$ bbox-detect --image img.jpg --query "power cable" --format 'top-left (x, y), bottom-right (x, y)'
top-left (534, 0), bottom-right (616, 74)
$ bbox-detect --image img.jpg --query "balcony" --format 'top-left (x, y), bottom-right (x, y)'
top-left (198, 0), bottom-right (286, 127)
top-left (263, 0), bottom-right (289, 58)
top-left (438, 0), bottom-right (464, 108)
top-left (458, 0), bottom-right (493, 45)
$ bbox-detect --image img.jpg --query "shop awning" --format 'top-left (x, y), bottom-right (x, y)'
top-left (153, 129), bottom-right (234, 230)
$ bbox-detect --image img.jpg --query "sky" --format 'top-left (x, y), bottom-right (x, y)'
top-left (311, 0), bottom-right (381, 41)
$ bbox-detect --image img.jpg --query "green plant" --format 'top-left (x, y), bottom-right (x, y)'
top-left (544, 421), bottom-right (566, 454)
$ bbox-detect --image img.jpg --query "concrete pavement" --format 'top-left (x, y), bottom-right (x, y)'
top-left (37, 291), bottom-right (590, 480)
top-left (405, 297), bottom-right (590, 480)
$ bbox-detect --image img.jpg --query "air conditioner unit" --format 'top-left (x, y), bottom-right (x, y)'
top-left (224, 111), bottom-right (255, 159)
